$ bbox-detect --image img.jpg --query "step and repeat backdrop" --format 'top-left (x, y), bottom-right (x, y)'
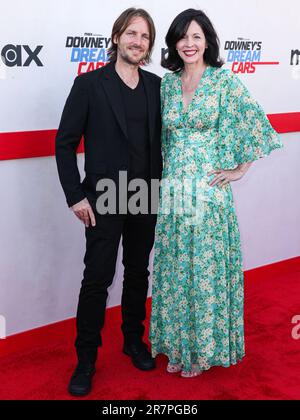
top-left (0, 0), bottom-right (299, 336)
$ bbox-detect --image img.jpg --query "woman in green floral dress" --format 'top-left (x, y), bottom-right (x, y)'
top-left (149, 9), bottom-right (283, 377)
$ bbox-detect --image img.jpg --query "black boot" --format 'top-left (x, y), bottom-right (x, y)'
top-left (68, 362), bottom-right (96, 397)
top-left (123, 339), bottom-right (155, 371)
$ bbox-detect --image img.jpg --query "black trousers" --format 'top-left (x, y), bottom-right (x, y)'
top-left (75, 212), bottom-right (157, 363)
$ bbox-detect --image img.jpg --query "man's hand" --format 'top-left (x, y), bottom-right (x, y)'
top-left (71, 198), bottom-right (96, 227)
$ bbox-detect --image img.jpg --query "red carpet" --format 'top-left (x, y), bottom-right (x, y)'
top-left (0, 257), bottom-right (300, 400)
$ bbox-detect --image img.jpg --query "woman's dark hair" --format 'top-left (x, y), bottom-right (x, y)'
top-left (107, 8), bottom-right (156, 64)
top-left (162, 9), bottom-right (224, 71)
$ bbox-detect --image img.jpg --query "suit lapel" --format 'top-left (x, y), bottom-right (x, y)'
top-left (100, 62), bottom-right (128, 139)
top-left (100, 63), bottom-right (157, 144)
top-left (140, 68), bottom-right (155, 144)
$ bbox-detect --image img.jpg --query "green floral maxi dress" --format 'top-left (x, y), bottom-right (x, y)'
top-left (149, 66), bottom-right (283, 372)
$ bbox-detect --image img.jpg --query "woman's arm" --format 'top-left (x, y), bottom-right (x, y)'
top-left (235, 162), bottom-right (252, 177)
top-left (208, 162), bottom-right (252, 187)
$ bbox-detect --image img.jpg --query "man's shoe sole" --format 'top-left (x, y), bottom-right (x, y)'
top-left (68, 387), bottom-right (92, 397)
top-left (123, 349), bottom-right (156, 371)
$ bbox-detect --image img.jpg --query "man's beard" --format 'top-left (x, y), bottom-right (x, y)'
top-left (119, 47), bottom-right (147, 65)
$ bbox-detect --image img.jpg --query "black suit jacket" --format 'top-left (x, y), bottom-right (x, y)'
top-left (55, 62), bottom-right (162, 208)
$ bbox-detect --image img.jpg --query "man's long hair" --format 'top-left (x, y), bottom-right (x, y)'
top-left (107, 8), bottom-right (156, 64)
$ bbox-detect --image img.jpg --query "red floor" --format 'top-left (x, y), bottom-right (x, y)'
top-left (0, 257), bottom-right (300, 400)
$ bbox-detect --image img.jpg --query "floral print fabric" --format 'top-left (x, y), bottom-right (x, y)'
top-left (149, 66), bottom-right (283, 372)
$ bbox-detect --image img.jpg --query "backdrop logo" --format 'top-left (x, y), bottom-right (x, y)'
top-left (65, 33), bottom-right (111, 75)
top-left (0, 315), bottom-right (6, 339)
top-left (0, 44), bottom-right (43, 67)
top-left (224, 38), bottom-right (279, 74)
top-left (161, 48), bottom-right (168, 63)
top-left (290, 49), bottom-right (300, 65)
top-left (290, 49), bottom-right (300, 80)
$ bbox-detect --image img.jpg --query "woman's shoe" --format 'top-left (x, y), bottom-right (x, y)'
top-left (166, 362), bottom-right (182, 373)
top-left (181, 364), bottom-right (203, 378)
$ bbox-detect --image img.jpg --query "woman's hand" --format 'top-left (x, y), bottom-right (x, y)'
top-left (207, 168), bottom-right (244, 187)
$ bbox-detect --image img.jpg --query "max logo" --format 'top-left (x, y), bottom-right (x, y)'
top-left (1, 44), bottom-right (43, 67)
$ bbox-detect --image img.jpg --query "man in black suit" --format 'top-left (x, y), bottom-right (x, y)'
top-left (55, 8), bottom-right (162, 396)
